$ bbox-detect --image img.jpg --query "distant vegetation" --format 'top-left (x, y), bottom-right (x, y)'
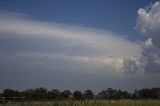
top-left (0, 88), bottom-right (160, 106)
top-left (0, 87), bottom-right (160, 101)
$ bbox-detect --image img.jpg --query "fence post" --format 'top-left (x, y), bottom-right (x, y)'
top-left (2, 97), bottom-right (5, 106)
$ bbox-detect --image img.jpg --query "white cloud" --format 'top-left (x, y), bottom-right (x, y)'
top-left (0, 12), bottom-right (143, 57)
top-left (122, 57), bottom-right (146, 75)
top-left (143, 38), bottom-right (160, 66)
top-left (143, 38), bottom-right (153, 47)
top-left (136, 1), bottom-right (160, 73)
top-left (0, 11), bottom-right (144, 75)
top-left (136, 1), bottom-right (160, 35)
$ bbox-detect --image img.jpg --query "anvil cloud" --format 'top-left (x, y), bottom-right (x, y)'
top-left (0, 12), bottom-right (143, 75)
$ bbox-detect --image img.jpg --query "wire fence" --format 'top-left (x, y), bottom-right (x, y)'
top-left (0, 97), bottom-right (25, 106)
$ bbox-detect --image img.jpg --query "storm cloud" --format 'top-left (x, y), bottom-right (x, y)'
top-left (0, 12), bottom-right (144, 74)
top-left (136, 1), bottom-right (160, 74)
top-left (0, 1), bottom-right (160, 92)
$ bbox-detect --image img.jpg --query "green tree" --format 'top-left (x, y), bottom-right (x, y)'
top-left (33, 87), bottom-right (47, 100)
top-left (22, 89), bottom-right (35, 100)
top-left (0, 93), bottom-right (3, 97)
top-left (151, 88), bottom-right (160, 99)
top-left (139, 88), bottom-right (152, 99)
top-left (83, 89), bottom-right (94, 99)
top-left (47, 89), bottom-right (61, 100)
top-left (3, 89), bottom-right (21, 97)
top-left (73, 91), bottom-right (82, 100)
top-left (133, 89), bottom-right (139, 99)
top-left (61, 90), bottom-right (71, 99)
top-left (98, 90), bottom-right (107, 99)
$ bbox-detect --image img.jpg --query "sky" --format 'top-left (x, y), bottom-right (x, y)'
top-left (0, 0), bottom-right (160, 93)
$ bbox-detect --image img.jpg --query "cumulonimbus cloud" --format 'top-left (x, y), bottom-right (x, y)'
top-left (0, 11), bottom-right (145, 75)
top-left (136, 1), bottom-right (160, 73)
top-left (136, 1), bottom-right (160, 35)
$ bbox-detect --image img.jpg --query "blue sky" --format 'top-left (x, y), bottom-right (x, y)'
top-left (0, 0), bottom-right (160, 92)
top-left (0, 0), bottom-right (157, 35)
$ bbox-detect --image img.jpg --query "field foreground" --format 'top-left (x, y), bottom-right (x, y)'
top-left (0, 100), bottom-right (160, 106)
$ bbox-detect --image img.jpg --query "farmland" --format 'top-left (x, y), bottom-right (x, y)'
top-left (0, 100), bottom-right (160, 106)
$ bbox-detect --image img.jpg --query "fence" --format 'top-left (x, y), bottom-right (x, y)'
top-left (0, 97), bottom-right (25, 105)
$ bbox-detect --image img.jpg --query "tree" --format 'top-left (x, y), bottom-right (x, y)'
top-left (139, 88), bottom-right (152, 99)
top-left (0, 93), bottom-right (3, 97)
top-left (73, 91), bottom-right (82, 100)
top-left (132, 89), bottom-right (139, 99)
top-left (98, 88), bottom-right (131, 100)
top-left (121, 91), bottom-right (131, 99)
top-left (47, 89), bottom-right (61, 100)
top-left (98, 90), bottom-right (107, 99)
top-left (98, 88), bottom-right (115, 100)
top-left (22, 89), bottom-right (35, 100)
top-left (33, 87), bottom-right (47, 100)
top-left (3, 89), bottom-right (22, 97)
top-left (83, 89), bottom-right (94, 99)
top-left (61, 90), bottom-right (71, 99)
top-left (151, 88), bottom-right (160, 99)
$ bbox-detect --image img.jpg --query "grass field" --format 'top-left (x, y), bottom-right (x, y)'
top-left (0, 100), bottom-right (160, 106)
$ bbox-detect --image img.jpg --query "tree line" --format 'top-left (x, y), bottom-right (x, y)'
top-left (0, 87), bottom-right (160, 101)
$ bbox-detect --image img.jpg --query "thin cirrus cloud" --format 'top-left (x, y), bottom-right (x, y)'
top-left (0, 11), bottom-right (144, 75)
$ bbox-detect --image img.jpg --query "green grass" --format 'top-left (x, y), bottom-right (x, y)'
top-left (0, 100), bottom-right (160, 106)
